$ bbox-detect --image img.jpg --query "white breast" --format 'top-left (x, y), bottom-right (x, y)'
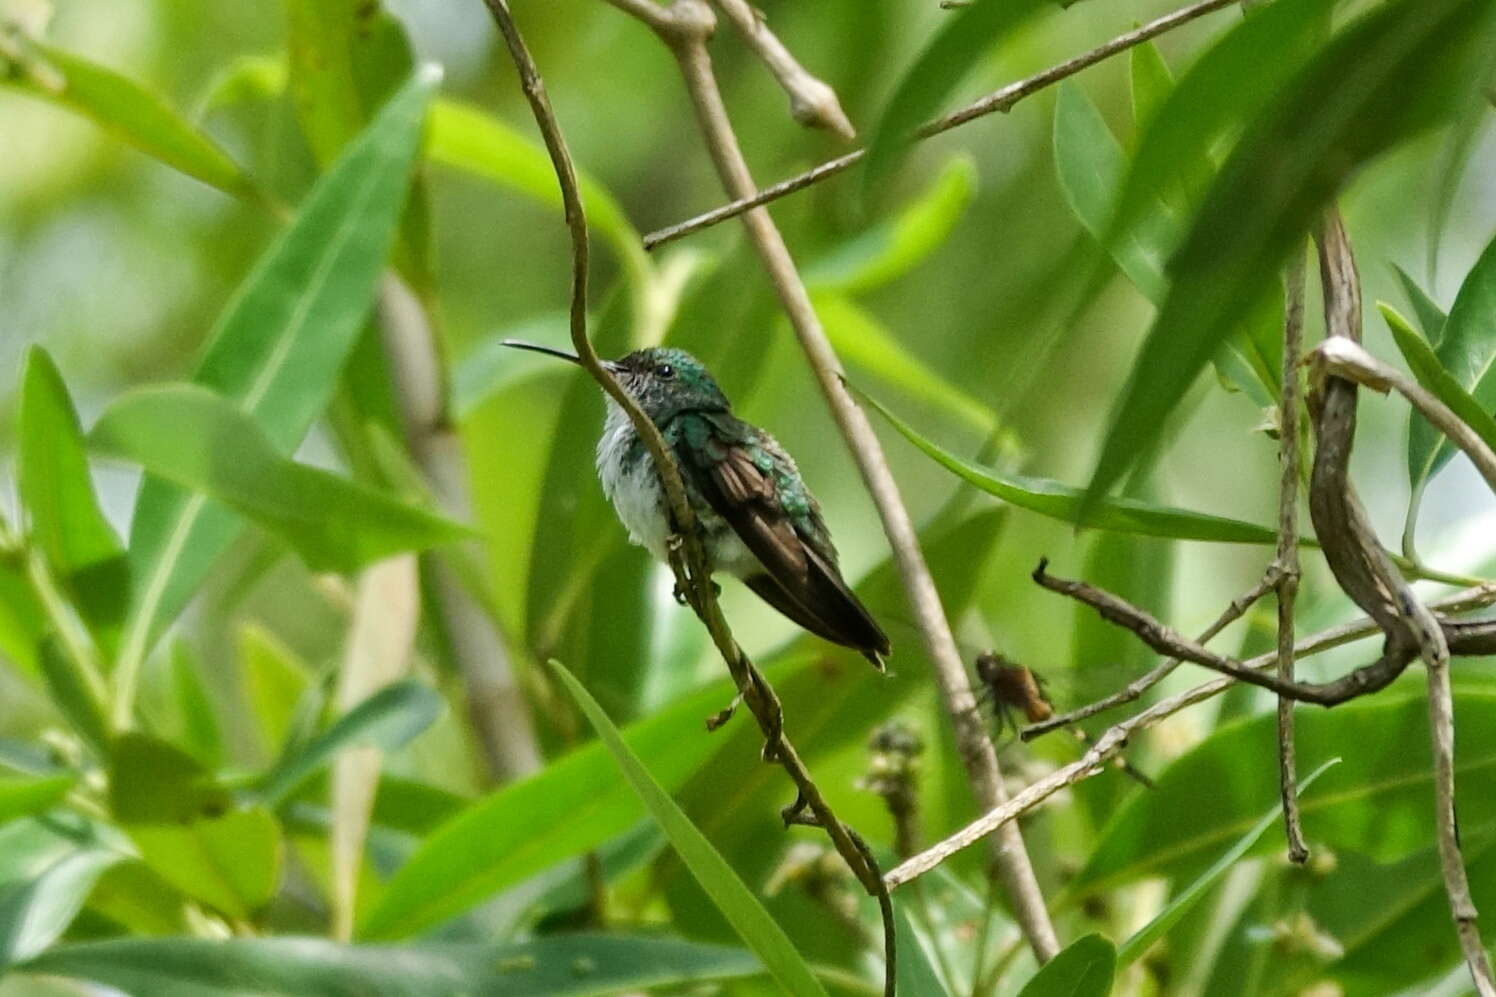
top-left (596, 401), bottom-right (673, 562)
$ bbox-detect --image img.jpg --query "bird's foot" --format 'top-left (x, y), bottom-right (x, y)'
top-left (672, 578), bottom-right (720, 606)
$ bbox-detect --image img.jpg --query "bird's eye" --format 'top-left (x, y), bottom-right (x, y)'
top-left (657, 363), bottom-right (675, 379)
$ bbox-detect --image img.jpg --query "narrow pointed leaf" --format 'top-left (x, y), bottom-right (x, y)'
top-left (814, 293), bottom-right (1003, 435)
top-left (864, 0), bottom-right (1051, 195)
top-left (1105, 0), bottom-right (1333, 257)
top-left (895, 904), bottom-right (951, 996)
top-left (93, 385), bottom-right (471, 574)
top-left (0, 775), bottom-right (76, 827)
top-left (255, 680), bottom-right (442, 807)
top-left (1016, 933), bottom-right (1116, 997)
top-left (807, 156), bottom-right (977, 293)
top-left (1, 40), bottom-right (256, 197)
top-left (0, 849), bottom-right (122, 969)
top-left (1116, 758), bottom-right (1340, 967)
top-left (120, 66), bottom-right (437, 667)
top-left (1129, 42), bottom-right (1174, 134)
top-left (552, 661), bottom-right (828, 997)
top-left (1085, 0), bottom-right (1496, 510)
top-left (1052, 84), bottom-right (1279, 406)
top-left (1392, 262), bottom-right (1450, 340)
top-left (16, 348), bottom-right (127, 639)
top-left (1408, 232), bottom-right (1496, 492)
top-left (863, 389), bottom-right (1279, 543)
top-left (357, 662), bottom-right (804, 940)
top-left (1383, 303), bottom-right (1496, 468)
top-left (24, 934), bottom-right (764, 997)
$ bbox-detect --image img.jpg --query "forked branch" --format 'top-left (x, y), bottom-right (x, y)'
top-left (604, 0), bottom-right (1059, 959)
top-left (478, 3), bottom-right (895, 992)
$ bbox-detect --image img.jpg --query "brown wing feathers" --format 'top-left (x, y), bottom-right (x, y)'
top-left (684, 435), bottom-right (889, 670)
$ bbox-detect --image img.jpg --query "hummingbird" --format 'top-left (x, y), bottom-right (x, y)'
top-left (504, 341), bottom-right (891, 670)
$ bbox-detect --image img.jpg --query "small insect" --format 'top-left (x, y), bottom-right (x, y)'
top-left (973, 651), bottom-right (1154, 789)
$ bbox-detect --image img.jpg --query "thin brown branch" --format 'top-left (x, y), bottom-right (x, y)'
top-left (1034, 560), bottom-right (1422, 705)
top-left (1308, 213), bottom-right (1492, 994)
top-left (1311, 337), bottom-right (1496, 497)
top-left (1426, 637), bottom-right (1496, 996)
top-left (886, 582), bottom-right (1496, 889)
top-left (1022, 568), bottom-right (1278, 739)
top-left (1276, 251), bottom-right (1309, 863)
top-left (479, 4), bottom-right (895, 991)
top-left (710, 0), bottom-right (856, 139)
top-left (628, 0), bottom-right (1058, 960)
top-left (641, 0), bottom-right (1239, 250)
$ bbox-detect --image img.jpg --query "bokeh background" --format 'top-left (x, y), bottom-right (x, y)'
top-left (3, 0), bottom-right (1496, 993)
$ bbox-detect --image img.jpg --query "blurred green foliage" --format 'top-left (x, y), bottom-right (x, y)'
top-left (0, 0), bottom-right (1495, 994)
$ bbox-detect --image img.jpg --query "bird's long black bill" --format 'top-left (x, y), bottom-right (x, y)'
top-left (501, 339), bottom-right (583, 364)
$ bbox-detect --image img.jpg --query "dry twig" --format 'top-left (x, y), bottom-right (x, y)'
top-left (710, 0), bottom-right (855, 139)
top-left (1021, 569), bottom-right (1277, 738)
top-left (1275, 251), bottom-right (1309, 862)
top-left (885, 580), bottom-right (1496, 889)
top-left (478, 2), bottom-right (896, 991)
top-left (605, 0), bottom-right (1059, 959)
top-left (641, 0), bottom-right (1240, 250)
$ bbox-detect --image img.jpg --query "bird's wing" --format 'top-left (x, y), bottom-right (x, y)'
top-left (673, 412), bottom-right (890, 665)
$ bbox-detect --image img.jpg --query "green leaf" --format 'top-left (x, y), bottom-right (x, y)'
top-left (0, 848), bottom-right (122, 969)
top-left (127, 808), bottom-right (282, 921)
top-left (1383, 303), bottom-right (1496, 465)
top-left (1319, 836), bottom-right (1496, 994)
top-left (1016, 933), bottom-right (1116, 997)
top-left (1085, 0), bottom-right (1495, 509)
top-left (107, 733), bottom-right (231, 825)
top-left (1053, 81), bottom-right (1167, 302)
top-left (552, 661), bottom-right (828, 997)
top-left (1408, 231), bottom-right (1496, 493)
top-left (35, 639), bottom-right (108, 758)
top-left (0, 562), bottom-right (45, 676)
top-left (1129, 42), bottom-right (1174, 135)
top-left (0, 39), bottom-right (256, 197)
top-left (864, 0), bottom-right (1051, 195)
top-left (1392, 261), bottom-right (1450, 340)
top-left (1116, 758), bottom-right (1340, 967)
top-left (1051, 84), bottom-right (1279, 406)
top-left (119, 66), bottom-right (437, 688)
top-left (1105, 0), bottom-right (1333, 259)
top-left (254, 679), bottom-right (443, 807)
top-left (357, 662), bottom-right (801, 939)
top-left (813, 293), bottom-right (1002, 436)
top-left (168, 642), bottom-right (223, 769)
top-left (92, 384), bottom-right (471, 574)
top-left (239, 624), bottom-right (312, 760)
top-left (284, 0), bottom-right (432, 293)
top-left (286, 0), bottom-right (405, 165)
top-left (24, 934), bottom-right (763, 997)
top-left (0, 775), bottom-right (76, 827)
top-left (895, 904), bottom-right (951, 996)
top-left (16, 347), bottom-right (127, 639)
top-left (1073, 691), bottom-right (1496, 895)
top-left (862, 388), bottom-right (1279, 543)
top-left (426, 99), bottom-right (649, 291)
top-left (807, 156), bottom-right (977, 294)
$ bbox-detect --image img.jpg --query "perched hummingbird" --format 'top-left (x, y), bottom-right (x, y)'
top-left (504, 341), bottom-right (891, 670)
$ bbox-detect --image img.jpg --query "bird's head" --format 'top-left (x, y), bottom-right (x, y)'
top-left (500, 339), bottom-right (729, 422)
top-left (605, 347), bottom-right (728, 421)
